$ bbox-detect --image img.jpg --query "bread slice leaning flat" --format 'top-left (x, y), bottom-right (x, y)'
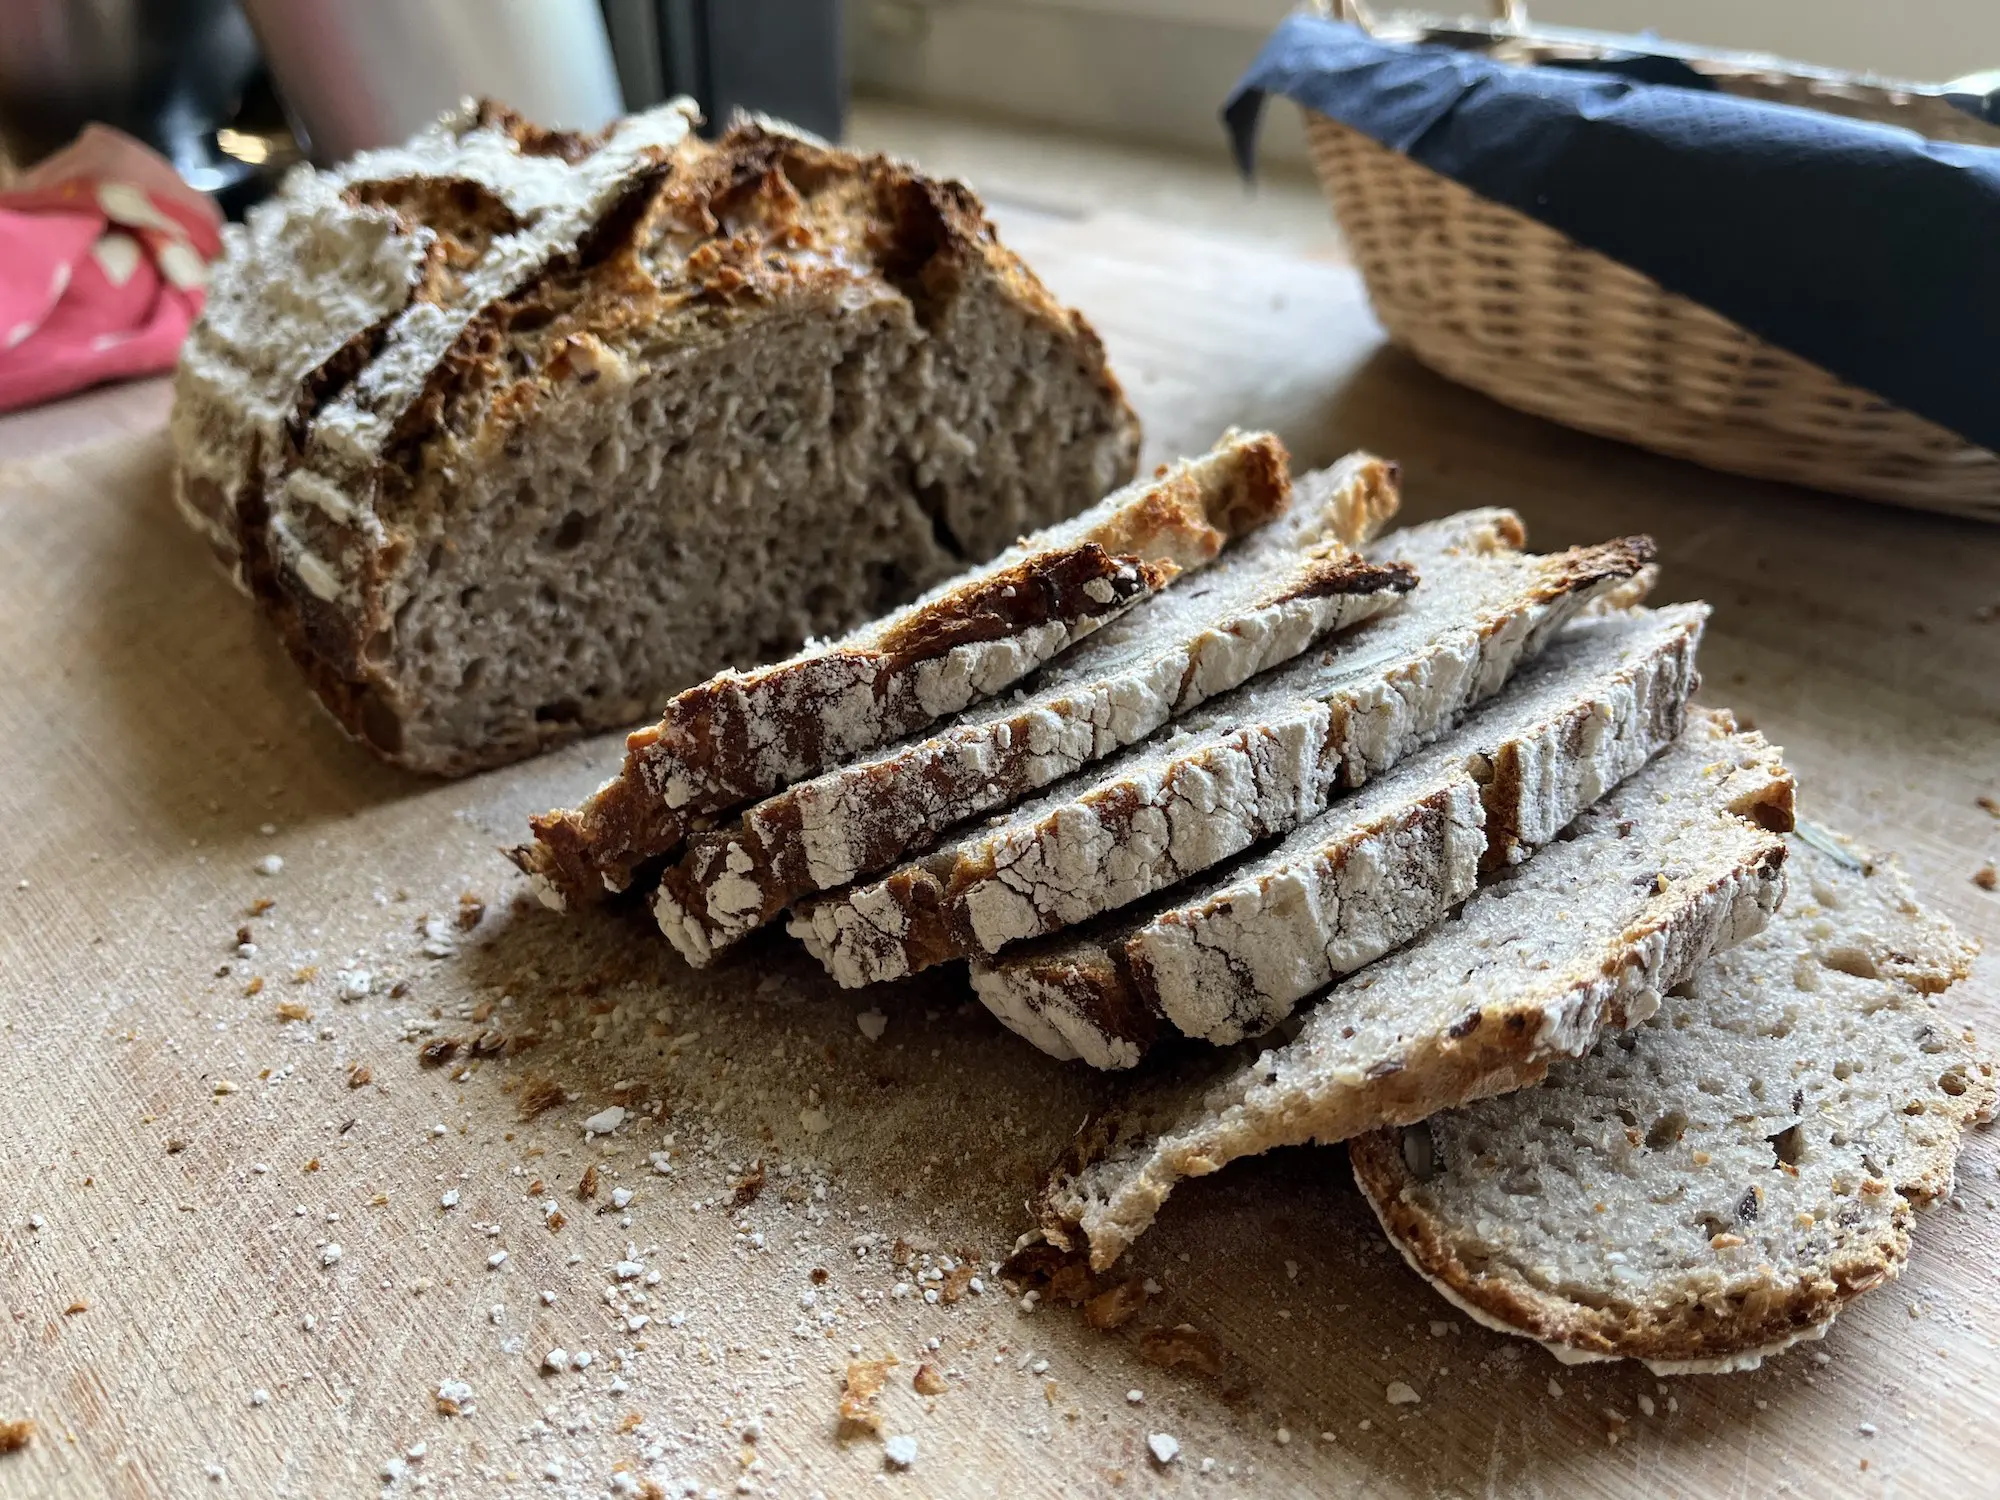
top-left (1353, 828), bottom-right (1993, 1374)
top-left (1044, 709), bottom-right (1795, 1269)
top-left (791, 512), bottom-right (1656, 987)
top-left (174, 105), bottom-right (1142, 776)
top-left (973, 602), bottom-right (1706, 1069)
top-left (517, 431), bottom-right (1293, 909)
top-left (653, 453), bottom-right (1415, 966)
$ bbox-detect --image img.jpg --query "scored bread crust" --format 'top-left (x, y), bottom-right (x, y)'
top-left (791, 517), bottom-right (1657, 989)
top-left (1351, 827), bottom-right (1993, 1372)
top-left (651, 453), bottom-right (1415, 966)
top-left (1043, 709), bottom-right (1796, 1269)
top-left (518, 431), bottom-right (1293, 909)
top-left (173, 103), bottom-right (1142, 775)
top-left (972, 601), bottom-right (1706, 1068)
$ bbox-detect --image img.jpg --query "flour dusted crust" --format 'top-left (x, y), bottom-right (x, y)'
top-left (793, 515), bottom-right (1656, 988)
top-left (1043, 710), bottom-right (1796, 1269)
top-left (176, 99), bottom-right (699, 585)
top-left (973, 603), bottom-right (1705, 1066)
top-left (1352, 828), bottom-right (1992, 1372)
top-left (521, 431), bottom-right (1294, 908)
top-left (172, 101), bottom-right (1142, 775)
top-left (651, 453), bottom-right (1415, 966)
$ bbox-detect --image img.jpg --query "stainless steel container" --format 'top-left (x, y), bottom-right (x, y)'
top-left (241, 0), bottom-right (625, 161)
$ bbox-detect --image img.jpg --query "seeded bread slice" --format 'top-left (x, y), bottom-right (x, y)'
top-left (973, 602), bottom-right (1704, 1068)
top-left (1044, 709), bottom-right (1795, 1269)
top-left (1352, 828), bottom-right (1992, 1374)
top-left (516, 431), bottom-right (1292, 909)
top-left (652, 454), bottom-right (1414, 965)
top-left (791, 515), bottom-right (1656, 988)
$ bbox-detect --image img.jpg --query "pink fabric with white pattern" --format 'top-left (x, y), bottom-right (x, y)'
top-left (0, 125), bottom-right (224, 412)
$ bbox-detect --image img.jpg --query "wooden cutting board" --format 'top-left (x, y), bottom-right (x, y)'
top-left (3, 205), bottom-right (1998, 1500)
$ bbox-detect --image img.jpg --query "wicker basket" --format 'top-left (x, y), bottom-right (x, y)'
top-left (1301, 1), bottom-right (2000, 520)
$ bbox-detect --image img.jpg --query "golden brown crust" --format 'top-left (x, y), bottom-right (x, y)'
top-left (1092, 435), bottom-right (1293, 562)
top-left (203, 110), bottom-right (1142, 777)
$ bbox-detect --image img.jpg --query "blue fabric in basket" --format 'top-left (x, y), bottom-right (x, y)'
top-left (1226, 14), bottom-right (2000, 459)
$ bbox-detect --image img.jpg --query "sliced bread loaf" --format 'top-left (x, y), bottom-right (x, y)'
top-left (791, 514), bottom-right (1656, 988)
top-left (173, 105), bottom-right (1142, 776)
top-left (652, 454), bottom-right (1415, 965)
top-left (517, 431), bottom-right (1291, 909)
top-left (973, 602), bottom-right (1706, 1068)
top-left (1044, 709), bottom-right (1795, 1269)
top-left (1352, 828), bottom-right (1993, 1373)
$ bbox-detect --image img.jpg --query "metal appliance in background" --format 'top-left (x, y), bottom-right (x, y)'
top-left (239, 0), bottom-right (627, 161)
top-left (604, 0), bottom-right (845, 141)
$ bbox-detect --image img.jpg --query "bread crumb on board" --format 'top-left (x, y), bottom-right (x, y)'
top-left (839, 1357), bottom-right (900, 1436)
top-left (0, 1419), bottom-right (32, 1454)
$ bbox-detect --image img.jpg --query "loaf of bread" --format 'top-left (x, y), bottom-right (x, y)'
top-left (172, 100), bottom-right (1140, 774)
top-left (1353, 828), bottom-right (1993, 1373)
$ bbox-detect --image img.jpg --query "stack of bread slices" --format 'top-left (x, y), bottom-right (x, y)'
top-left (521, 436), bottom-right (1993, 1373)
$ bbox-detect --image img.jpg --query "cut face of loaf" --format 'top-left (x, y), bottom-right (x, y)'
top-left (172, 104), bottom-right (1142, 775)
top-left (791, 511), bottom-right (1657, 988)
top-left (1045, 708), bottom-right (1796, 1270)
top-left (652, 453), bottom-right (1416, 966)
top-left (517, 430), bottom-right (1293, 909)
top-left (974, 602), bottom-right (1707, 1069)
top-left (1353, 829), bottom-right (1993, 1374)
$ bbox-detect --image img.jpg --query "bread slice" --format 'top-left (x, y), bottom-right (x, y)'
top-left (1044, 709), bottom-right (1795, 1269)
top-left (652, 454), bottom-right (1414, 965)
top-left (516, 431), bottom-right (1292, 909)
top-left (1352, 827), bottom-right (1993, 1374)
top-left (973, 602), bottom-right (1706, 1068)
top-left (791, 514), bottom-right (1656, 988)
top-left (173, 104), bottom-right (1142, 776)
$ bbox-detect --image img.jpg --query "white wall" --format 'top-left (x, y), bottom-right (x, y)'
top-left (850, 0), bottom-right (2000, 165)
top-left (1528, 0), bottom-right (2000, 81)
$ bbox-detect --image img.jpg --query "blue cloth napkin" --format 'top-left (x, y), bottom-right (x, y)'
top-left (1227, 14), bottom-right (2000, 455)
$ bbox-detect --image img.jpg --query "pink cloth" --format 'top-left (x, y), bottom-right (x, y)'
top-left (0, 126), bottom-right (225, 412)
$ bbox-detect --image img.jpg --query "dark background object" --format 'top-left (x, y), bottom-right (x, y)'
top-left (604, 0), bottom-right (846, 140)
top-left (0, 0), bottom-right (260, 191)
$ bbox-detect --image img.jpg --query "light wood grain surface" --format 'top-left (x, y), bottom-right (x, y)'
top-left (3, 203), bottom-right (1998, 1500)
